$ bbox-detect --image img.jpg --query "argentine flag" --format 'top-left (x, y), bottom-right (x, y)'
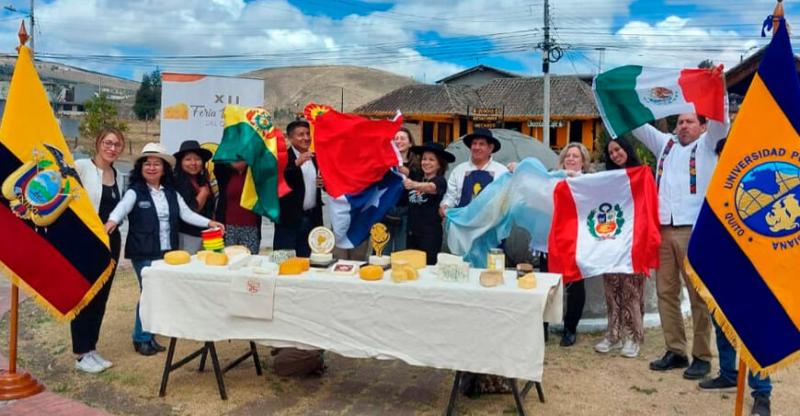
top-left (328, 170), bottom-right (404, 249)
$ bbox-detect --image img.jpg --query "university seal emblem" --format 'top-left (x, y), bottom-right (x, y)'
top-left (734, 161), bottom-right (800, 238)
top-left (587, 202), bottom-right (625, 240)
top-left (1, 144), bottom-right (80, 227)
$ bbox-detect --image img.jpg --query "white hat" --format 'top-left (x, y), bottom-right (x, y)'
top-left (136, 142), bottom-right (176, 167)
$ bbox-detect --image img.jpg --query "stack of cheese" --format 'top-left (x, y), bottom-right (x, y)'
top-left (435, 253), bottom-right (470, 283)
top-left (201, 228), bottom-right (224, 252)
top-left (390, 250), bottom-right (425, 283)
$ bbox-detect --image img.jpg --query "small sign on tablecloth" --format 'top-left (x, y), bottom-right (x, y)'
top-left (227, 274), bottom-right (276, 320)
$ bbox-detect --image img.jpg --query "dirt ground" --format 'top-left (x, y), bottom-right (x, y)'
top-left (2, 265), bottom-right (798, 416)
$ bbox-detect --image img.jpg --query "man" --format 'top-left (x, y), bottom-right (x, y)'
top-left (631, 113), bottom-right (728, 380)
top-left (274, 119), bottom-right (323, 257)
top-left (440, 128), bottom-right (508, 215)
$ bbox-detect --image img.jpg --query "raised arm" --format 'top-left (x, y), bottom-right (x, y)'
top-left (630, 123), bottom-right (670, 155)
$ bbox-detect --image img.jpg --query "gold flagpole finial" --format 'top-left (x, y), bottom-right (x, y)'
top-left (773, 0), bottom-right (784, 36)
top-left (17, 20), bottom-right (29, 47)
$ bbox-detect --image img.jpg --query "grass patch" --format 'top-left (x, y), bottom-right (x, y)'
top-left (630, 385), bottom-right (658, 395)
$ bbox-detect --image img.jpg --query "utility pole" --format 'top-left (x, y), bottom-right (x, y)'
top-left (539, 0), bottom-right (562, 148)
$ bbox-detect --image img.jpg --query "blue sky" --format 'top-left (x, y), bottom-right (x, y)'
top-left (0, 0), bottom-right (788, 82)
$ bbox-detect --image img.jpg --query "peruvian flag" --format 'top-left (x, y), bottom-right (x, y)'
top-left (548, 166), bottom-right (660, 283)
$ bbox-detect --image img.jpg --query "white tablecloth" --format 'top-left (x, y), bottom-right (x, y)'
top-left (140, 260), bottom-right (563, 381)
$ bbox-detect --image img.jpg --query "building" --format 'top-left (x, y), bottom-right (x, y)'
top-left (725, 47), bottom-right (800, 96)
top-left (354, 72), bottom-right (600, 151)
top-left (435, 64), bottom-right (520, 89)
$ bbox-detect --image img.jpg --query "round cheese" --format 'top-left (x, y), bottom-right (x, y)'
top-left (402, 265), bottom-right (418, 281)
top-left (204, 252), bottom-right (229, 266)
top-left (196, 250), bottom-right (212, 261)
top-left (368, 255), bottom-right (390, 266)
top-left (518, 273), bottom-right (537, 289)
top-left (480, 270), bottom-right (504, 287)
top-left (224, 245), bottom-right (251, 257)
top-left (310, 252), bottom-right (333, 263)
top-left (164, 250), bottom-right (191, 265)
top-left (359, 265), bottom-right (384, 281)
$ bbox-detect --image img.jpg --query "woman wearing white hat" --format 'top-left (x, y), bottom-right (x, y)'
top-left (105, 143), bottom-right (224, 356)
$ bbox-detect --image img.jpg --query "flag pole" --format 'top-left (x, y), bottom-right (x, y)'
top-left (0, 21), bottom-right (45, 401)
top-left (734, 359), bottom-right (746, 416)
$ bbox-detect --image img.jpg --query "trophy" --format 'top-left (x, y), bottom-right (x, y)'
top-left (308, 226), bottom-right (335, 266)
top-left (368, 223), bottom-right (391, 267)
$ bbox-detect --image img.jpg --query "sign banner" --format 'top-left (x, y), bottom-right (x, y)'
top-left (160, 73), bottom-right (264, 152)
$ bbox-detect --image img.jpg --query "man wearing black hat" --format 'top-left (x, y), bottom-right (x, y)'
top-left (274, 119), bottom-right (323, 257)
top-left (439, 128), bottom-right (508, 215)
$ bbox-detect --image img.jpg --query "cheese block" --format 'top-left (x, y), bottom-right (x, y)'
top-left (310, 252), bottom-right (333, 263)
top-left (479, 270), bottom-right (504, 287)
top-left (204, 252), bottom-right (229, 266)
top-left (224, 245), bottom-right (251, 257)
top-left (368, 255), bottom-right (390, 266)
top-left (435, 252), bottom-right (470, 283)
top-left (402, 265), bottom-right (418, 281)
top-left (390, 250), bottom-right (426, 269)
top-left (518, 272), bottom-right (537, 289)
top-left (164, 250), bottom-right (191, 265)
top-left (391, 263), bottom-right (418, 282)
top-left (359, 265), bottom-right (384, 281)
top-left (279, 257), bottom-right (310, 275)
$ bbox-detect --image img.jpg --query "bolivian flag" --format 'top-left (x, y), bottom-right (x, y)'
top-left (213, 105), bottom-right (290, 222)
top-left (0, 42), bottom-right (114, 320)
top-left (686, 18), bottom-right (800, 376)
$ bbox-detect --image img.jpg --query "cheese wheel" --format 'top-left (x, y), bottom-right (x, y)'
top-left (402, 265), bottom-right (418, 281)
top-left (391, 268), bottom-right (408, 283)
top-left (359, 265), bottom-right (384, 281)
top-left (518, 273), bottom-right (537, 289)
top-left (224, 245), bottom-right (251, 257)
top-left (279, 257), bottom-right (310, 275)
top-left (204, 252), bottom-right (229, 266)
top-left (480, 270), bottom-right (504, 287)
top-left (164, 250), bottom-right (191, 265)
top-left (196, 250), bottom-right (212, 261)
top-left (390, 250), bottom-right (426, 269)
top-left (310, 252), bottom-right (333, 263)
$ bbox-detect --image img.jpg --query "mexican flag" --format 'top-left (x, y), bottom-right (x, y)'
top-left (548, 166), bottom-right (661, 283)
top-left (213, 105), bottom-right (290, 222)
top-left (593, 65), bottom-right (727, 137)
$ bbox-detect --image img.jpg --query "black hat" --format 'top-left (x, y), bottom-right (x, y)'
top-left (410, 142), bottom-right (456, 163)
top-left (173, 140), bottom-right (213, 162)
top-left (462, 128), bottom-right (501, 153)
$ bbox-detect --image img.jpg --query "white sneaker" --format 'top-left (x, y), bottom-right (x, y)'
top-left (75, 354), bottom-right (105, 374)
top-left (620, 339), bottom-right (640, 358)
top-left (594, 338), bottom-right (623, 353)
top-left (90, 351), bottom-right (113, 370)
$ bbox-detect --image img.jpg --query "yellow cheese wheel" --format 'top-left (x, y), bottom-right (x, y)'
top-left (480, 270), bottom-right (504, 287)
top-left (279, 257), bottom-right (310, 275)
top-left (196, 250), bottom-right (212, 261)
top-left (359, 265), bottom-right (384, 281)
top-left (518, 273), bottom-right (537, 289)
top-left (402, 265), bottom-right (418, 281)
top-left (390, 250), bottom-right (426, 269)
top-left (164, 250), bottom-right (191, 265)
top-left (204, 252), bottom-right (229, 266)
top-left (391, 268), bottom-right (408, 283)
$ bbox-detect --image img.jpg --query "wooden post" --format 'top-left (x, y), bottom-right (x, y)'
top-left (0, 21), bottom-right (45, 401)
top-left (734, 358), bottom-right (746, 416)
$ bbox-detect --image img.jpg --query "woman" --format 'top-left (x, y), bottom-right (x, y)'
top-left (593, 137), bottom-right (648, 358)
top-left (214, 161), bottom-right (261, 254)
top-left (385, 127), bottom-right (419, 251)
top-left (173, 140), bottom-right (215, 254)
top-left (403, 142), bottom-right (453, 264)
top-left (71, 128), bottom-right (125, 373)
top-left (557, 142), bottom-right (592, 347)
top-left (106, 143), bottom-right (224, 356)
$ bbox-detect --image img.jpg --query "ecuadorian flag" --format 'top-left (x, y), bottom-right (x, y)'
top-left (0, 40), bottom-right (114, 320)
top-left (686, 18), bottom-right (800, 376)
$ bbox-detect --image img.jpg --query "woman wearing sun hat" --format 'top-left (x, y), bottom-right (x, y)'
top-left (403, 142), bottom-right (454, 264)
top-left (105, 143), bottom-right (224, 356)
top-left (173, 140), bottom-right (215, 253)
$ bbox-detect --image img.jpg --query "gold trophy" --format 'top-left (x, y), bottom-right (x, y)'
top-left (368, 223), bottom-right (391, 267)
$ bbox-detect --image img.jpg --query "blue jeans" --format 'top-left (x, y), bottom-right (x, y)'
top-left (714, 318), bottom-right (771, 398)
top-left (132, 259), bottom-right (154, 343)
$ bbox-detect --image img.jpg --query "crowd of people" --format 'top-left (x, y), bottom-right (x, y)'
top-left (70, 107), bottom-right (771, 415)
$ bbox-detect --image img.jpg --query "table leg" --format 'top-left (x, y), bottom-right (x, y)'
top-left (206, 342), bottom-right (228, 400)
top-left (250, 342), bottom-right (263, 376)
top-left (198, 345), bottom-right (208, 372)
top-left (510, 379), bottom-right (527, 416)
top-left (158, 337), bottom-right (178, 397)
top-left (444, 371), bottom-right (463, 416)
top-left (521, 381), bottom-right (545, 403)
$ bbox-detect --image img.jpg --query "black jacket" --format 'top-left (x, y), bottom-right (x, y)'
top-left (174, 172), bottom-right (215, 237)
top-left (124, 182), bottom-right (180, 260)
top-left (279, 149), bottom-right (323, 226)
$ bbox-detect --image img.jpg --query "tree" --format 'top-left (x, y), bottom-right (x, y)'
top-left (133, 69), bottom-right (162, 120)
top-left (80, 93), bottom-right (128, 139)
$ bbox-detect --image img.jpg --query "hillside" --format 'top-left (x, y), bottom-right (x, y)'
top-left (241, 65), bottom-right (418, 123)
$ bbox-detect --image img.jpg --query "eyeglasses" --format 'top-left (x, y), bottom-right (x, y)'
top-left (101, 140), bottom-right (123, 150)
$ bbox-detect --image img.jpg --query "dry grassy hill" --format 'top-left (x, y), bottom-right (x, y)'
top-left (241, 65), bottom-right (418, 124)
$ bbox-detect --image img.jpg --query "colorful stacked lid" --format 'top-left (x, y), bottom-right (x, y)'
top-left (201, 228), bottom-right (224, 252)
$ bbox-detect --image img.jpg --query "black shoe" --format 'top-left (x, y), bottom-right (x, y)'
top-left (698, 375), bottom-right (736, 392)
top-left (150, 338), bottom-right (166, 352)
top-left (133, 341), bottom-right (157, 356)
top-left (751, 395), bottom-right (770, 416)
top-left (649, 351), bottom-right (689, 371)
top-left (683, 357), bottom-right (711, 380)
top-left (560, 331), bottom-right (577, 347)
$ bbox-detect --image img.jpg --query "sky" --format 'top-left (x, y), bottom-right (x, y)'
top-left (0, 0), bottom-right (792, 83)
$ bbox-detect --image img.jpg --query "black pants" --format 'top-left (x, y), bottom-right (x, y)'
top-left (407, 230), bottom-right (441, 265)
top-left (563, 280), bottom-right (586, 334)
top-left (71, 231), bottom-right (121, 354)
top-left (273, 213), bottom-right (317, 258)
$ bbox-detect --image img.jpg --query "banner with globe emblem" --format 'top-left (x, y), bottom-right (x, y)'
top-left (686, 17), bottom-right (800, 376)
